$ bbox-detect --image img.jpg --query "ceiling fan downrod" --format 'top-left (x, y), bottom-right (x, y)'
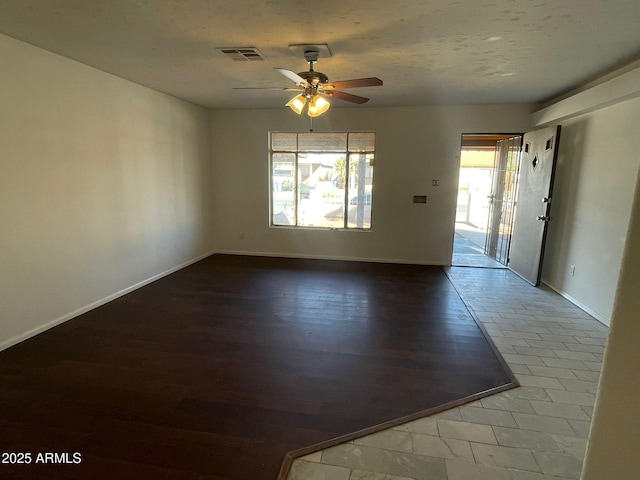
top-left (303, 49), bottom-right (320, 67)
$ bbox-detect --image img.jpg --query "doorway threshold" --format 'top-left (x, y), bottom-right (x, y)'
top-left (452, 252), bottom-right (506, 268)
top-left (453, 223), bottom-right (506, 268)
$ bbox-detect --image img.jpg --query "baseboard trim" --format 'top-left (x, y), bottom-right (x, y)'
top-left (213, 249), bottom-right (447, 266)
top-left (0, 250), bottom-right (216, 352)
top-left (541, 281), bottom-right (610, 326)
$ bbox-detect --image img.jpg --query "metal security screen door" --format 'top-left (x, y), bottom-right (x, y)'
top-left (485, 136), bottom-right (523, 265)
top-left (508, 125), bottom-right (561, 286)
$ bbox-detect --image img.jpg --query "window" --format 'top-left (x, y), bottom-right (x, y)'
top-left (270, 132), bottom-right (375, 229)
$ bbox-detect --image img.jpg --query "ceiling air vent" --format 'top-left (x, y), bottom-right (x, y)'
top-left (217, 47), bottom-right (265, 61)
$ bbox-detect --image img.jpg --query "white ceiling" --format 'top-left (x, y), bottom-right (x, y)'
top-left (0, 0), bottom-right (638, 109)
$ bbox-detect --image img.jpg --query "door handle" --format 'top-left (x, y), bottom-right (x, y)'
top-left (537, 215), bottom-right (552, 222)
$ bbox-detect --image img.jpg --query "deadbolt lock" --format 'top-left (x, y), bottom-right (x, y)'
top-left (537, 215), bottom-right (552, 222)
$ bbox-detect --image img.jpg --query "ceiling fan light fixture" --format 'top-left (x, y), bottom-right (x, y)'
top-left (286, 94), bottom-right (306, 115)
top-left (307, 95), bottom-right (330, 117)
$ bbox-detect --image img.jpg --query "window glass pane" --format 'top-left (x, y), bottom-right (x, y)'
top-left (272, 153), bottom-right (296, 225)
top-left (347, 154), bottom-right (374, 229)
top-left (271, 132), bottom-right (297, 151)
top-left (298, 132), bottom-right (347, 152)
top-left (297, 153), bottom-right (345, 228)
top-left (270, 132), bottom-right (374, 230)
top-left (348, 132), bottom-right (375, 152)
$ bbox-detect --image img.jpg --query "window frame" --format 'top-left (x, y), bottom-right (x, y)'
top-left (269, 132), bottom-right (375, 230)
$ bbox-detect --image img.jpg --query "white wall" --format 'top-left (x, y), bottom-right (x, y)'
top-left (210, 105), bottom-right (532, 264)
top-left (538, 74), bottom-right (640, 325)
top-left (0, 34), bottom-right (215, 349)
top-left (582, 166), bottom-right (640, 480)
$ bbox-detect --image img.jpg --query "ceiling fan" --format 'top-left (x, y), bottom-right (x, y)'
top-left (234, 45), bottom-right (383, 118)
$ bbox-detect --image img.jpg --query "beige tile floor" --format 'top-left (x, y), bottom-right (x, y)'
top-left (286, 266), bottom-right (607, 480)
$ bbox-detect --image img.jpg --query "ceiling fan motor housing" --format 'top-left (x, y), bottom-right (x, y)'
top-left (298, 70), bottom-right (329, 86)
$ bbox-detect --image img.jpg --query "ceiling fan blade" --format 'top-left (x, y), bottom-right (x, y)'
top-left (274, 68), bottom-right (310, 87)
top-left (323, 77), bottom-right (383, 90)
top-left (327, 90), bottom-right (370, 104)
top-left (232, 87), bottom-right (301, 91)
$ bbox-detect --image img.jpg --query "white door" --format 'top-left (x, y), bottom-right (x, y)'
top-left (508, 125), bottom-right (561, 285)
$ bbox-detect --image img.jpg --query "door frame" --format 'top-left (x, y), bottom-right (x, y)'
top-left (453, 133), bottom-right (523, 267)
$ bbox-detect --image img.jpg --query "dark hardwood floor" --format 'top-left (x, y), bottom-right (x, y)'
top-left (0, 255), bottom-right (516, 480)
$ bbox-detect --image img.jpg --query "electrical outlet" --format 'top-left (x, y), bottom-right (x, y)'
top-left (569, 265), bottom-right (575, 277)
top-left (239, 232), bottom-right (246, 240)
